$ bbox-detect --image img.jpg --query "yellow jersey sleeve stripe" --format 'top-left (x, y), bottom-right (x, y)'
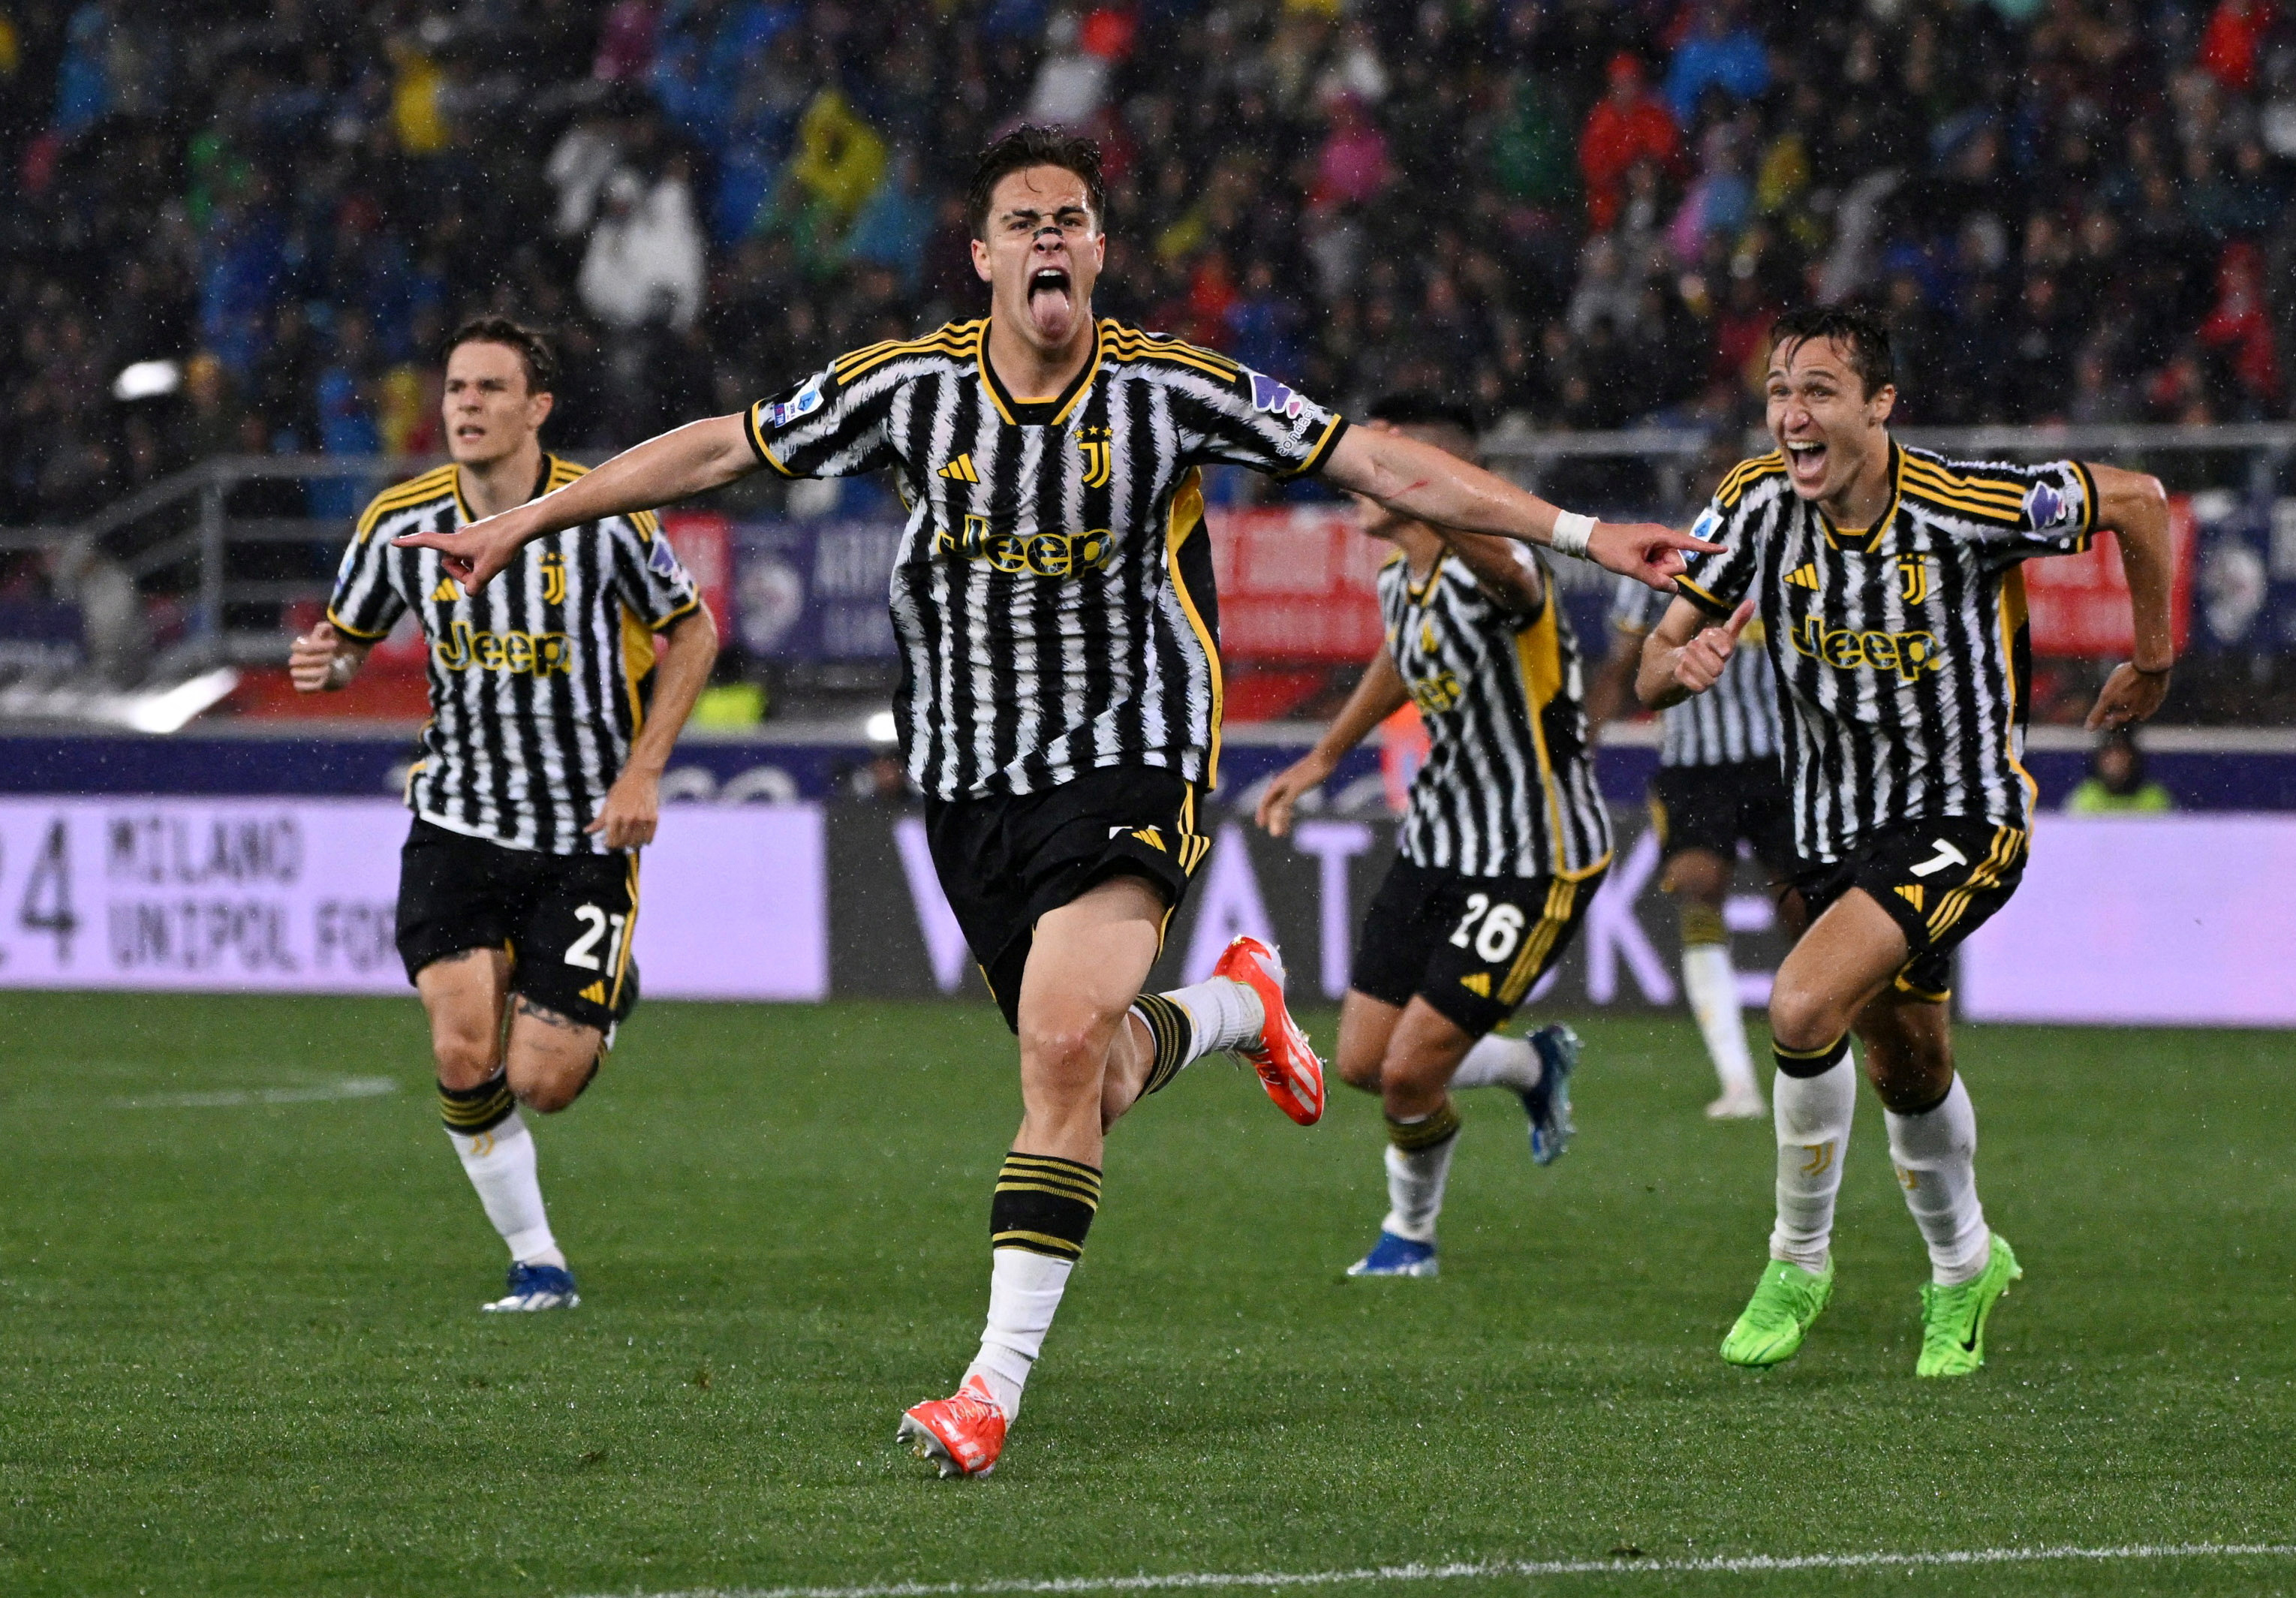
top-left (1900, 460), bottom-right (2025, 510)
top-left (323, 607), bottom-right (393, 642)
top-left (1675, 575), bottom-right (1732, 615)
top-left (354, 466), bottom-right (458, 537)
top-left (649, 596), bottom-right (701, 630)
top-left (745, 404), bottom-right (798, 477)
top-left (1280, 414), bottom-right (1348, 478)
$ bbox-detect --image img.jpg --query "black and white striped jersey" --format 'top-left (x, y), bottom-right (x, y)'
top-left (1380, 551), bottom-right (1613, 880)
top-left (326, 456), bottom-right (701, 854)
top-left (745, 317), bottom-right (1347, 800)
top-left (1675, 442), bottom-right (2099, 862)
top-left (1611, 574), bottom-right (1780, 767)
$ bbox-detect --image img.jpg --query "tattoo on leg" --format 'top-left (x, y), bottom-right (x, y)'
top-left (513, 996), bottom-right (582, 1031)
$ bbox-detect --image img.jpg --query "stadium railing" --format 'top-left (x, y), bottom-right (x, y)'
top-left (1, 424), bottom-right (2288, 719)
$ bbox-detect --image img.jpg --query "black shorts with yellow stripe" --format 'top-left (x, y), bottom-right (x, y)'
top-left (396, 818), bottom-right (641, 1034)
top-left (1792, 816), bottom-right (2029, 1003)
top-left (925, 763), bottom-right (1209, 1033)
top-left (1350, 856), bottom-right (1604, 1039)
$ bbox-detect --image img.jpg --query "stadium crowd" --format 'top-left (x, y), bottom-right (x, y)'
top-left (1, 0), bottom-right (2293, 529)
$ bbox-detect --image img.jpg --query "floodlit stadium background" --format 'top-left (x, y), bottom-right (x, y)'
top-left (2, 1), bottom-right (2293, 1010)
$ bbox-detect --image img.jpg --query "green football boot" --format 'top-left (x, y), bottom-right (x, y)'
top-left (1915, 1233), bottom-right (2022, 1378)
top-left (1720, 1257), bottom-right (1835, 1368)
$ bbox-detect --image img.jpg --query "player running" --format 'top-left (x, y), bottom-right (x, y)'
top-left (1256, 396), bottom-right (1610, 1279)
top-left (1638, 306), bottom-right (2173, 1377)
top-left (1588, 444), bottom-right (1795, 1121)
top-left (291, 317), bottom-right (718, 1313)
top-left (393, 127), bottom-right (1713, 1475)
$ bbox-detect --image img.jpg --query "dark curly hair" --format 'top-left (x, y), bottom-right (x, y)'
top-left (966, 125), bottom-right (1106, 240)
top-left (442, 316), bottom-right (560, 396)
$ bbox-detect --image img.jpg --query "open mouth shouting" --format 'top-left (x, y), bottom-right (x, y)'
top-left (1784, 438), bottom-right (1828, 492)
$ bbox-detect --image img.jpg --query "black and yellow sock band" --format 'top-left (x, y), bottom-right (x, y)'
top-left (1132, 992), bottom-right (1194, 1096)
top-left (1681, 901), bottom-right (1727, 947)
top-left (990, 1151), bottom-right (1101, 1262)
top-left (1773, 1034), bottom-right (1852, 1079)
top-left (439, 1069), bottom-right (516, 1135)
top-left (1387, 1097), bottom-right (1463, 1152)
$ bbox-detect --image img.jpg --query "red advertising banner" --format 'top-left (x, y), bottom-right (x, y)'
top-left (1207, 506), bottom-right (1386, 663)
top-left (662, 510), bottom-right (736, 632)
top-left (2024, 495), bottom-right (2195, 659)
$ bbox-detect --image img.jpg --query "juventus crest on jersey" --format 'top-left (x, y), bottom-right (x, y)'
top-left (326, 456), bottom-right (701, 854)
top-left (745, 317), bottom-right (1348, 801)
top-left (1611, 573), bottom-right (1780, 768)
top-left (1379, 552), bottom-right (1613, 881)
top-left (1675, 442), bottom-right (2098, 862)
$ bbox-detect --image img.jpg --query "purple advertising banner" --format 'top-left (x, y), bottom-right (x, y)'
top-left (0, 799), bottom-right (829, 1001)
top-left (1959, 814), bottom-right (2296, 1026)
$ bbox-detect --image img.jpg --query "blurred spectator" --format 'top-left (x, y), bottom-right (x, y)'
top-left (2066, 730), bottom-right (2177, 814)
top-left (579, 163), bottom-right (706, 331)
top-left (0, 0), bottom-right (2292, 543)
top-left (1580, 53), bottom-right (1678, 234)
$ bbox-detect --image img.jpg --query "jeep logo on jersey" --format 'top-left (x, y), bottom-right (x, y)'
top-left (1788, 615), bottom-right (1940, 683)
top-left (763, 380), bottom-right (824, 429)
top-left (2024, 481), bottom-right (2069, 529)
top-left (1247, 372), bottom-right (1307, 423)
top-left (935, 515), bottom-right (1115, 577)
top-left (434, 620), bottom-right (574, 676)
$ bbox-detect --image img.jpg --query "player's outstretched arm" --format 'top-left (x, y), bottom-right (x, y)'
top-left (1255, 646), bottom-right (1410, 838)
top-left (288, 620), bottom-right (375, 693)
top-left (2082, 463), bottom-right (2175, 731)
top-left (1637, 596), bottom-right (1754, 710)
top-left (587, 604), bottom-right (721, 850)
top-left (1322, 426), bottom-right (1719, 591)
top-left (1429, 525), bottom-right (1545, 614)
top-left (394, 414), bottom-right (758, 591)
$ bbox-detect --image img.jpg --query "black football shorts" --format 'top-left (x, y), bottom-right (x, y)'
top-left (925, 763), bottom-right (1209, 1031)
top-left (1649, 758), bottom-right (1795, 880)
top-left (1350, 856), bottom-right (1604, 1039)
top-left (396, 817), bottom-right (640, 1033)
top-left (1792, 816), bottom-right (2029, 1002)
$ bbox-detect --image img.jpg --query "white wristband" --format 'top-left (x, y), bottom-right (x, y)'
top-left (1550, 511), bottom-right (1596, 559)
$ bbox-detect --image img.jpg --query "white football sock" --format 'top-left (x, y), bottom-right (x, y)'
top-left (1769, 1051), bottom-right (1855, 1274)
top-left (1157, 975), bottom-right (1265, 1061)
top-left (447, 1113), bottom-right (565, 1268)
top-left (964, 1247), bottom-right (1074, 1420)
top-left (1885, 1074), bottom-right (1991, 1287)
top-left (1380, 1103), bottom-right (1463, 1243)
top-left (1448, 1032), bottom-right (1542, 1093)
top-left (1682, 942), bottom-right (1760, 1097)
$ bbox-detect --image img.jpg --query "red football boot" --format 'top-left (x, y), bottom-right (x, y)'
top-left (1213, 934), bottom-right (1326, 1126)
top-left (896, 1374), bottom-right (1009, 1478)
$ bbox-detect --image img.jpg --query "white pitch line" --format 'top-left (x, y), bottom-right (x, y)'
top-left (110, 1076), bottom-right (400, 1109)
top-left (573, 1542), bottom-right (2296, 1598)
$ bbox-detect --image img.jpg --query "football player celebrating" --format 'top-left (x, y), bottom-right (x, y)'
top-left (394, 128), bottom-right (1714, 1476)
top-left (1257, 396), bottom-right (1610, 1278)
top-left (293, 319), bottom-right (718, 1313)
top-left (1638, 306), bottom-right (2172, 1376)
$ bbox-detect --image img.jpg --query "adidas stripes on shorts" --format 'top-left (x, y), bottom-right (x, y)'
top-left (1349, 857), bottom-right (1603, 1039)
top-left (396, 817), bottom-right (640, 1033)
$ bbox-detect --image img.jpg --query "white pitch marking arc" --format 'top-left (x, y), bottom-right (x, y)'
top-left (574, 1542), bottom-right (2296, 1598)
top-left (109, 1076), bottom-right (401, 1109)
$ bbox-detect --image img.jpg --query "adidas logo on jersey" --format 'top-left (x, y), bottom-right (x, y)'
top-left (1458, 972), bottom-right (1491, 998)
top-left (431, 577), bottom-right (461, 603)
top-left (938, 453), bottom-right (979, 483)
top-left (579, 980), bottom-right (606, 1005)
top-left (1895, 884), bottom-right (1924, 913)
top-left (1783, 563), bottom-right (1820, 590)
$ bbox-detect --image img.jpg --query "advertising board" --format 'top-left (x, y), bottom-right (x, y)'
top-left (0, 799), bottom-right (828, 1001)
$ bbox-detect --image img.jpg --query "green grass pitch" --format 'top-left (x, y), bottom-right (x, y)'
top-left (3, 992), bottom-right (2294, 1597)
